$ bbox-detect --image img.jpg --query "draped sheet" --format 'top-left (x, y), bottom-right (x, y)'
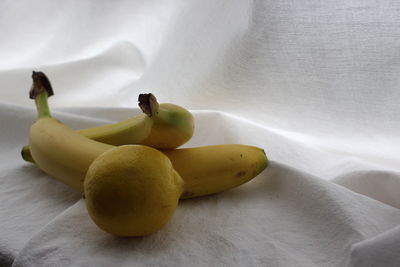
top-left (0, 0), bottom-right (399, 266)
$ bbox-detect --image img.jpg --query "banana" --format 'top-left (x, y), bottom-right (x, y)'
top-left (27, 71), bottom-right (268, 198)
top-left (79, 93), bottom-right (194, 148)
top-left (28, 72), bottom-right (113, 191)
top-left (163, 145), bottom-right (268, 199)
top-left (22, 91), bottom-right (194, 161)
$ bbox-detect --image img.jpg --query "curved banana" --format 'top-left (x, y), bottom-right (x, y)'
top-left (79, 93), bottom-right (194, 148)
top-left (163, 145), bottom-right (267, 199)
top-left (27, 71), bottom-right (268, 198)
top-left (28, 71), bottom-right (113, 191)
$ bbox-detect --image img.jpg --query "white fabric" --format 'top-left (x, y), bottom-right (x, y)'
top-left (0, 0), bottom-right (399, 266)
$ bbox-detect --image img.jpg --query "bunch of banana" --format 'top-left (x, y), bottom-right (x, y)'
top-left (22, 87), bottom-right (194, 161)
top-left (23, 71), bottom-right (268, 236)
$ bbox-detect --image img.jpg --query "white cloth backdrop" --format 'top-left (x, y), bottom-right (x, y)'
top-left (0, 0), bottom-right (399, 266)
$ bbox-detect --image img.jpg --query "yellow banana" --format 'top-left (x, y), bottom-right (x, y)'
top-left (28, 72), bottom-right (113, 191)
top-left (164, 145), bottom-right (267, 198)
top-left (27, 71), bottom-right (268, 198)
top-left (79, 93), bottom-right (194, 148)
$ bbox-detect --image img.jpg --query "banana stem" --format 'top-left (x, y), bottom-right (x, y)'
top-left (35, 91), bottom-right (51, 118)
top-left (138, 93), bottom-right (159, 117)
top-left (30, 71), bottom-right (54, 119)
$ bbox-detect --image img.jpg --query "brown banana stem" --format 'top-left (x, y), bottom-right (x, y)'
top-left (138, 93), bottom-right (159, 117)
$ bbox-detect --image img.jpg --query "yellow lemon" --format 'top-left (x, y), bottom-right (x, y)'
top-left (84, 145), bottom-right (184, 236)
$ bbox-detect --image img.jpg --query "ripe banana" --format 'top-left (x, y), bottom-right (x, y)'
top-left (164, 145), bottom-right (267, 199)
top-left (28, 72), bottom-right (113, 191)
top-left (27, 71), bottom-right (268, 198)
top-left (78, 93), bottom-right (194, 148)
top-left (22, 91), bottom-right (194, 160)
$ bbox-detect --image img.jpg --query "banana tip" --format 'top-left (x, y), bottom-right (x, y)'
top-left (21, 146), bottom-right (34, 163)
top-left (261, 149), bottom-right (269, 169)
top-left (20, 147), bottom-right (27, 161)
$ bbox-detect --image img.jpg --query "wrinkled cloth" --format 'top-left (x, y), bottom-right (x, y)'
top-left (0, 0), bottom-right (399, 266)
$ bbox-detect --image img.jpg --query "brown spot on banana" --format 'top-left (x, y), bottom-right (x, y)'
top-left (236, 171), bottom-right (246, 177)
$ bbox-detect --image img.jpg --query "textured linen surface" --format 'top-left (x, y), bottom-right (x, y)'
top-left (0, 0), bottom-right (399, 266)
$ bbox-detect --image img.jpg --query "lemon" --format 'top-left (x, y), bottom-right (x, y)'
top-left (84, 145), bottom-right (184, 236)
